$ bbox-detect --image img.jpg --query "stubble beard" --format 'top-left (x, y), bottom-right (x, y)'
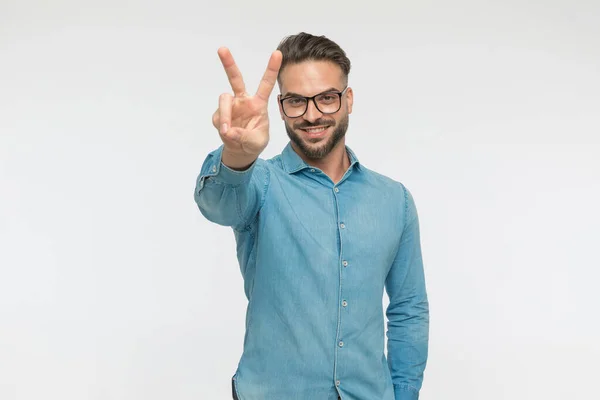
top-left (284, 114), bottom-right (349, 160)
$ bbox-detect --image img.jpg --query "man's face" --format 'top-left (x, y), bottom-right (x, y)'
top-left (278, 61), bottom-right (353, 160)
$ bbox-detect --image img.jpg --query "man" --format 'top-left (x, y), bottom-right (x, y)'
top-left (195, 32), bottom-right (429, 400)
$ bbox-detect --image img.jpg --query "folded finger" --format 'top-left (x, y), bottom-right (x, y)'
top-left (218, 93), bottom-right (234, 135)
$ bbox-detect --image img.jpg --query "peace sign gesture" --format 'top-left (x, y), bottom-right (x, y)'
top-left (212, 47), bottom-right (283, 164)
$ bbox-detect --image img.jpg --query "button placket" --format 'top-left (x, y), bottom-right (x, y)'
top-left (334, 182), bottom-right (348, 394)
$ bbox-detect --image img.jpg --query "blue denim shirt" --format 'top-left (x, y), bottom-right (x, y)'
top-left (195, 142), bottom-right (429, 400)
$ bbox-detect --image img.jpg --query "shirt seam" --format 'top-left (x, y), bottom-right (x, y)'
top-left (400, 182), bottom-right (417, 225)
top-left (233, 165), bottom-right (271, 233)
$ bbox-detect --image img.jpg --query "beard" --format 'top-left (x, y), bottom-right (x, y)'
top-left (284, 114), bottom-right (349, 160)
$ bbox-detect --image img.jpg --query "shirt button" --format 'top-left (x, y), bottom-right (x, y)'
top-left (342, 300), bottom-right (348, 307)
top-left (310, 168), bottom-right (316, 172)
top-left (340, 223), bottom-right (345, 229)
top-left (339, 341), bottom-right (344, 347)
top-left (211, 166), bottom-right (217, 173)
top-left (334, 187), bottom-right (339, 193)
top-left (343, 260), bottom-right (348, 267)
top-left (336, 380), bottom-right (341, 386)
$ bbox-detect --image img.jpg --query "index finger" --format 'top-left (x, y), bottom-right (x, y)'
top-left (217, 47), bottom-right (246, 96)
top-left (255, 50), bottom-right (283, 102)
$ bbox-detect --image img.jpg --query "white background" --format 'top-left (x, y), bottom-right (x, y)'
top-left (1, 1), bottom-right (599, 399)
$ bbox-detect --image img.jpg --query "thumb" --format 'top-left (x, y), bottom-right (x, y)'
top-left (233, 126), bottom-right (266, 155)
top-left (223, 126), bottom-right (244, 143)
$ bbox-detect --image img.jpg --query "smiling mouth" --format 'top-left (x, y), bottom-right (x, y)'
top-left (301, 126), bottom-right (329, 134)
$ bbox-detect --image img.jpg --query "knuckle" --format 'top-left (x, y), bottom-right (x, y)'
top-left (212, 111), bottom-right (220, 127)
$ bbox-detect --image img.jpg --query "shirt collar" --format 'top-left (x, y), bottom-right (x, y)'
top-left (281, 141), bottom-right (361, 174)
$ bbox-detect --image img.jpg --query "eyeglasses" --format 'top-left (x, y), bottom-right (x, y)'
top-left (278, 87), bottom-right (348, 118)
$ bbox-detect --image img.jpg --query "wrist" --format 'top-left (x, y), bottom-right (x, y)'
top-left (222, 147), bottom-right (259, 171)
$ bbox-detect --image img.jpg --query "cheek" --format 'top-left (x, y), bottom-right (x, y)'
top-left (329, 116), bottom-right (341, 126)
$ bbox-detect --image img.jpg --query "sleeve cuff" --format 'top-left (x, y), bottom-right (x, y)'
top-left (394, 384), bottom-right (419, 400)
top-left (198, 145), bottom-right (257, 189)
top-left (216, 159), bottom-right (257, 185)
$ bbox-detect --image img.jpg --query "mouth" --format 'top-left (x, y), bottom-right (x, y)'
top-left (300, 125), bottom-right (331, 138)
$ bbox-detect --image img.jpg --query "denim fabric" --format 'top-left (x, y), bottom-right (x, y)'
top-left (232, 377), bottom-right (239, 400)
top-left (195, 142), bottom-right (429, 400)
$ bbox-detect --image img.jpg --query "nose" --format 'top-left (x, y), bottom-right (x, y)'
top-left (303, 99), bottom-right (323, 123)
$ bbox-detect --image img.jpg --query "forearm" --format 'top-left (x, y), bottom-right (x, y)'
top-left (385, 184), bottom-right (429, 399)
top-left (387, 296), bottom-right (429, 400)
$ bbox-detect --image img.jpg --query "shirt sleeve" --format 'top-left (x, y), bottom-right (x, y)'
top-left (194, 145), bottom-right (270, 231)
top-left (385, 185), bottom-right (429, 400)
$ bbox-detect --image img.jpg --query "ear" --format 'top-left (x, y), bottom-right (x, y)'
top-left (346, 87), bottom-right (354, 115)
top-left (277, 95), bottom-right (285, 120)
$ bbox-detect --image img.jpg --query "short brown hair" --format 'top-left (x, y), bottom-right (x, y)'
top-left (276, 32), bottom-right (351, 86)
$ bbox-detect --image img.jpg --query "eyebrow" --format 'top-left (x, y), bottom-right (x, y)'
top-left (282, 87), bottom-right (341, 98)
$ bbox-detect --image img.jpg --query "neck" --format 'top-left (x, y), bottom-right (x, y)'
top-left (292, 140), bottom-right (351, 184)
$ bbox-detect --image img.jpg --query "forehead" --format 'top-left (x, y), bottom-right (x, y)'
top-left (279, 60), bottom-right (344, 95)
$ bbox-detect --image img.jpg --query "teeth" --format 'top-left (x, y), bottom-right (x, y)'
top-left (305, 127), bottom-right (326, 133)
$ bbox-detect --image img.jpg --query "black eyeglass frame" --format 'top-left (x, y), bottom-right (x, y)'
top-left (278, 86), bottom-right (349, 118)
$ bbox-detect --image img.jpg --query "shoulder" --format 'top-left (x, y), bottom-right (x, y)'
top-left (358, 165), bottom-right (417, 217)
top-left (264, 153), bottom-right (284, 168)
top-left (359, 165), bottom-right (408, 195)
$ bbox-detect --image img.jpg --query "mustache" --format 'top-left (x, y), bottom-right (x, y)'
top-left (294, 119), bottom-right (334, 130)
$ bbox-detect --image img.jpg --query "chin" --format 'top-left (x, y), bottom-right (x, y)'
top-left (302, 133), bottom-right (329, 144)
top-left (285, 119), bottom-right (346, 160)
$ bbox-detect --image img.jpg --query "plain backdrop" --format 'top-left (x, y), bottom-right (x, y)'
top-left (1, 1), bottom-right (599, 399)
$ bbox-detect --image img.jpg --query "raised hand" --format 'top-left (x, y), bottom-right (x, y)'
top-left (212, 47), bottom-right (282, 164)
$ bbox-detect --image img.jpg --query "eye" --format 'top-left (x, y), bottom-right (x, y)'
top-left (286, 98), bottom-right (306, 107)
top-left (317, 94), bottom-right (337, 104)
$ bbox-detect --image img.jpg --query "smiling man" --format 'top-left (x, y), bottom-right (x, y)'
top-left (195, 32), bottom-right (429, 400)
